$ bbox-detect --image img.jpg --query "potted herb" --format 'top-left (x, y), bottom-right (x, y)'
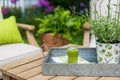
top-left (36, 6), bottom-right (84, 51)
top-left (91, 0), bottom-right (120, 64)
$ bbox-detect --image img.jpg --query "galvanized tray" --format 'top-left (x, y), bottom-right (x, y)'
top-left (42, 48), bottom-right (120, 76)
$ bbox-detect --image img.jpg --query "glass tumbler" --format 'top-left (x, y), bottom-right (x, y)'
top-left (67, 46), bottom-right (78, 64)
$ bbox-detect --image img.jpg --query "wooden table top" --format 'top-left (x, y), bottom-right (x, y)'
top-left (0, 44), bottom-right (120, 80)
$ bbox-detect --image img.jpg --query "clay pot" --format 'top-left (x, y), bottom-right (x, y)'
top-left (41, 33), bottom-right (68, 51)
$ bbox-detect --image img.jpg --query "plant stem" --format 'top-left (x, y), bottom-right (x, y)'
top-left (115, 0), bottom-right (118, 20)
top-left (118, 0), bottom-right (120, 21)
top-left (93, 0), bottom-right (97, 20)
top-left (107, 0), bottom-right (111, 19)
top-left (99, 0), bottom-right (104, 18)
top-left (116, 0), bottom-right (120, 26)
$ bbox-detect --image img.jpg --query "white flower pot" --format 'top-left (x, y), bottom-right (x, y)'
top-left (96, 42), bottom-right (119, 64)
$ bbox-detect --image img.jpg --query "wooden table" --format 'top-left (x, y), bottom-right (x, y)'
top-left (0, 45), bottom-right (120, 80)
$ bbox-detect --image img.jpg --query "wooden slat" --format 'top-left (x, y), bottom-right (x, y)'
top-left (3, 74), bottom-right (10, 80)
top-left (8, 59), bottom-right (44, 74)
top-left (83, 30), bottom-right (90, 47)
top-left (17, 66), bottom-right (41, 79)
top-left (0, 52), bottom-right (46, 71)
top-left (17, 23), bottom-right (35, 30)
top-left (98, 77), bottom-right (120, 80)
top-left (50, 76), bottom-right (76, 80)
top-left (74, 77), bottom-right (99, 80)
top-left (10, 78), bottom-right (17, 80)
top-left (27, 74), bottom-right (54, 80)
top-left (26, 31), bottom-right (39, 47)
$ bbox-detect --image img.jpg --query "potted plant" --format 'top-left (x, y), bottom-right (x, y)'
top-left (36, 6), bottom-right (84, 51)
top-left (91, 0), bottom-right (120, 64)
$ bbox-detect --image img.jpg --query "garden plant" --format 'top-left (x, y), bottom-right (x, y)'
top-left (36, 6), bottom-right (88, 44)
top-left (91, 0), bottom-right (120, 64)
top-left (1, 0), bottom-right (89, 45)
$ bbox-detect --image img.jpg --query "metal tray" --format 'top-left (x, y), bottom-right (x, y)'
top-left (42, 48), bottom-right (120, 76)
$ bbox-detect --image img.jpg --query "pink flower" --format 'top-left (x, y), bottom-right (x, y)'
top-left (79, 2), bottom-right (85, 7)
top-left (2, 8), bottom-right (10, 14)
top-left (72, 13), bottom-right (76, 16)
top-left (38, 0), bottom-right (50, 6)
top-left (11, 0), bottom-right (17, 4)
top-left (33, 4), bottom-right (40, 8)
top-left (71, 5), bottom-right (76, 10)
top-left (45, 5), bottom-right (55, 13)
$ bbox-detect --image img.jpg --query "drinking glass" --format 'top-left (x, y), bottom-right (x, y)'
top-left (67, 46), bottom-right (78, 64)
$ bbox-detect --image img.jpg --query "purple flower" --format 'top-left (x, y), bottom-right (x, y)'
top-left (80, 10), bottom-right (84, 14)
top-left (2, 8), bottom-right (10, 15)
top-left (33, 4), bottom-right (40, 8)
top-left (11, 0), bottom-right (17, 4)
top-left (38, 0), bottom-right (50, 6)
top-left (45, 5), bottom-right (55, 13)
top-left (72, 13), bottom-right (76, 16)
top-left (79, 2), bottom-right (85, 7)
top-left (71, 5), bottom-right (76, 10)
top-left (84, 8), bottom-right (88, 12)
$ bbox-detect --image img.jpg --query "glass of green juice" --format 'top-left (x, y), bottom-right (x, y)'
top-left (67, 46), bottom-right (78, 64)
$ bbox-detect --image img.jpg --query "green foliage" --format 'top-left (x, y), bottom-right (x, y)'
top-left (19, 7), bottom-right (45, 24)
top-left (49, 0), bottom-right (90, 13)
top-left (92, 17), bottom-right (120, 43)
top-left (91, 0), bottom-right (120, 43)
top-left (36, 6), bottom-right (84, 41)
top-left (3, 8), bottom-right (22, 22)
top-left (18, 7), bottom-right (45, 35)
top-left (69, 32), bottom-right (84, 45)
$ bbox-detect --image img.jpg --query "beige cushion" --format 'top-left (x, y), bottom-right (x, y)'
top-left (0, 43), bottom-right (42, 65)
top-left (0, 43), bottom-right (42, 78)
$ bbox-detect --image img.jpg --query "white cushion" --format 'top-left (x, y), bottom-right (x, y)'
top-left (0, 43), bottom-right (42, 65)
top-left (0, 43), bottom-right (42, 79)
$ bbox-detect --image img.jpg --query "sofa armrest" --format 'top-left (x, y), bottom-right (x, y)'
top-left (17, 23), bottom-right (39, 47)
top-left (83, 23), bottom-right (90, 47)
top-left (17, 23), bottom-right (35, 30)
top-left (26, 31), bottom-right (39, 47)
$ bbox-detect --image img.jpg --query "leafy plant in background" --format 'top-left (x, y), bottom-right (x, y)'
top-left (49, 0), bottom-right (90, 14)
top-left (1, 0), bottom-right (89, 44)
top-left (34, 0), bottom-right (55, 14)
top-left (11, 0), bottom-right (17, 3)
top-left (70, 5), bottom-right (89, 24)
top-left (36, 6), bottom-right (87, 44)
top-left (2, 7), bottom-right (22, 21)
top-left (19, 7), bottom-right (46, 34)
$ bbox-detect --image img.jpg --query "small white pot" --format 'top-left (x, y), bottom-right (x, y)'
top-left (96, 42), bottom-right (119, 64)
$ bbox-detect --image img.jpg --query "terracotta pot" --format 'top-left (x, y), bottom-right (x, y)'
top-left (41, 33), bottom-right (68, 51)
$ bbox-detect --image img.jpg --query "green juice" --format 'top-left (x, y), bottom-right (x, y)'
top-left (68, 47), bottom-right (78, 64)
